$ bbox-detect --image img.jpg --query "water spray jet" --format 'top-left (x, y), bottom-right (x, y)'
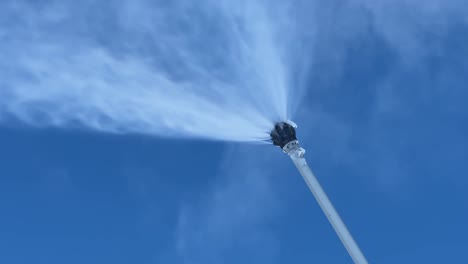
top-left (271, 122), bottom-right (368, 264)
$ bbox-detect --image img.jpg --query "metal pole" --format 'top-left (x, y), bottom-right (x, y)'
top-left (285, 141), bottom-right (368, 264)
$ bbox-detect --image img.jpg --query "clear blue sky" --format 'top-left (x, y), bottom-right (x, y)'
top-left (1, 1), bottom-right (468, 263)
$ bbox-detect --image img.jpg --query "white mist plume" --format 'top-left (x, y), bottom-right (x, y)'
top-left (0, 0), bottom-right (302, 142)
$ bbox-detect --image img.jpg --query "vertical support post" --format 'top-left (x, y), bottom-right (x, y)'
top-left (287, 144), bottom-right (368, 264)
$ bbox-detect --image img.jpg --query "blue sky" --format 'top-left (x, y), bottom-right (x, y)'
top-left (1, 1), bottom-right (468, 263)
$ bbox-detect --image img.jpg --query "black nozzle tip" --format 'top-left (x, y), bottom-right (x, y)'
top-left (270, 122), bottom-right (297, 149)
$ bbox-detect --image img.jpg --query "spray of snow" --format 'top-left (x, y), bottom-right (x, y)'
top-left (0, 0), bottom-right (305, 142)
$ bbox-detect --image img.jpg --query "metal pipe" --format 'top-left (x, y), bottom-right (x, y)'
top-left (285, 141), bottom-right (368, 264)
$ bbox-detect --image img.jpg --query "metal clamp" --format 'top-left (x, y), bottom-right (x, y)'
top-left (282, 140), bottom-right (305, 158)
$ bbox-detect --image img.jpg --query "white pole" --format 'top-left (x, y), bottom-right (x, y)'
top-left (286, 142), bottom-right (368, 264)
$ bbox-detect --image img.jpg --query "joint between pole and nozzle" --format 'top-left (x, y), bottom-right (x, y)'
top-left (283, 140), bottom-right (305, 158)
